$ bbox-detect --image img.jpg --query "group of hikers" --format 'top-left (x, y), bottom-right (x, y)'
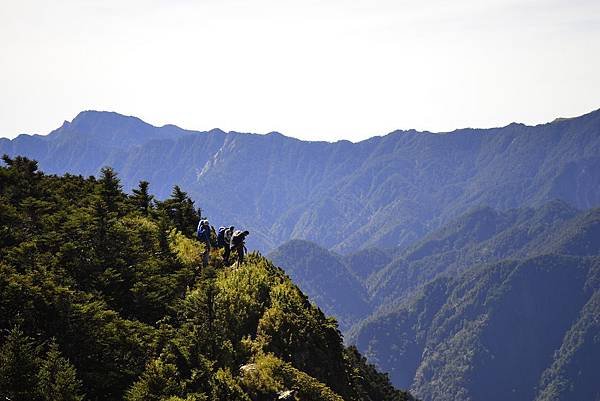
top-left (196, 219), bottom-right (250, 269)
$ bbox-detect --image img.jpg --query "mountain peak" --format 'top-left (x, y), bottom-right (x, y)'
top-left (70, 110), bottom-right (151, 129)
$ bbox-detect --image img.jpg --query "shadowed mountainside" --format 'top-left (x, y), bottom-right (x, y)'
top-left (351, 254), bottom-right (600, 401)
top-left (269, 203), bottom-right (600, 401)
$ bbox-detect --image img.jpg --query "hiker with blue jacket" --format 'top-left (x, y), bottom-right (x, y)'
top-left (197, 219), bottom-right (211, 270)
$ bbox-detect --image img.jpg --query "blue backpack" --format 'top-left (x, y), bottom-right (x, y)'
top-left (197, 221), bottom-right (210, 244)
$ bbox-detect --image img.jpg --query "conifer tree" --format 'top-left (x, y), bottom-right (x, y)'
top-left (0, 154), bottom-right (43, 201)
top-left (37, 340), bottom-right (84, 401)
top-left (130, 180), bottom-right (154, 216)
top-left (0, 326), bottom-right (40, 401)
top-left (125, 359), bottom-right (182, 401)
top-left (98, 166), bottom-right (125, 214)
top-left (161, 185), bottom-right (199, 237)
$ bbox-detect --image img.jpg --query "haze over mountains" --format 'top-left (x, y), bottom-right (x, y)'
top-left (2, 108), bottom-right (599, 253)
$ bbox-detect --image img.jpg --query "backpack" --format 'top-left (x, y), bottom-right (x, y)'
top-left (231, 230), bottom-right (249, 247)
top-left (197, 223), bottom-right (210, 244)
top-left (217, 227), bottom-right (227, 247)
top-left (231, 230), bottom-right (243, 246)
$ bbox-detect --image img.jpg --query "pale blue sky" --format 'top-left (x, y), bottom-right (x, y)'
top-left (1, 0), bottom-right (599, 141)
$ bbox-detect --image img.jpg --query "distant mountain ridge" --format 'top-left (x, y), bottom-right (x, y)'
top-left (2, 108), bottom-right (600, 253)
top-left (269, 201), bottom-right (600, 328)
top-left (268, 203), bottom-right (600, 401)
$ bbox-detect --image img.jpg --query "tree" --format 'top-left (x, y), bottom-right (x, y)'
top-left (160, 186), bottom-right (199, 237)
top-left (125, 359), bottom-right (182, 401)
top-left (0, 326), bottom-right (40, 401)
top-left (37, 340), bottom-right (84, 401)
top-left (0, 155), bottom-right (43, 202)
top-left (98, 167), bottom-right (125, 214)
top-left (130, 181), bottom-right (154, 216)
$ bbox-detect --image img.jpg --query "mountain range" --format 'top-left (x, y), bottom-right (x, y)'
top-left (268, 202), bottom-right (600, 401)
top-left (2, 109), bottom-right (600, 253)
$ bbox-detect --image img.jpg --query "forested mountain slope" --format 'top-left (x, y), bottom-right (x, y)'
top-left (2, 108), bottom-right (599, 253)
top-left (268, 203), bottom-right (600, 400)
top-left (270, 202), bottom-right (600, 327)
top-left (0, 156), bottom-right (414, 401)
top-left (346, 206), bottom-right (600, 401)
top-left (367, 200), bottom-right (600, 306)
top-left (351, 255), bottom-right (600, 401)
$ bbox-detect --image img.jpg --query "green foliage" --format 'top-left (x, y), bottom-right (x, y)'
top-left (215, 256), bottom-right (276, 342)
top-left (343, 346), bottom-right (415, 401)
top-left (169, 228), bottom-right (204, 270)
top-left (255, 281), bottom-right (347, 391)
top-left (125, 359), bottom-right (183, 401)
top-left (0, 157), bottom-right (411, 401)
top-left (0, 329), bottom-right (86, 401)
top-left (211, 369), bottom-right (250, 401)
top-left (0, 326), bottom-right (40, 401)
top-left (37, 340), bottom-right (84, 401)
top-left (159, 185), bottom-right (199, 238)
top-left (97, 167), bottom-right (126, 214)
top-left (240, 354), bottom-right (343, 401)
top-left (129, 180), bottom-right (154, 216)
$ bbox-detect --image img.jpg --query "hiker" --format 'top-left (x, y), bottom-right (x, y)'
top-left (230, 229), bottom-right (249, 266)
top-left (196, 219), bottom-right (211, 270)
top-left (216, 226), bottom-right (226, 248)
top-left (218, 226), bottom-right (235, 264)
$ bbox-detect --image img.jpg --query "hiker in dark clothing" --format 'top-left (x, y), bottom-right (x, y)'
top-left (230, 230), bottom-right (249, 266)
top-left (218, 226), bottom-right (235, 264)
top-left (196, 219), bottom-right (211, 270)
top-left (216, 226), bottom-right (230, 248)
top-left (217, 227), bottom-right (225, 249)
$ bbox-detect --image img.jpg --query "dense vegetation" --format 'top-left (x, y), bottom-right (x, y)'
top-left (0, 156), bottom-right (415, 401)
top-left (269, 203), bottom-right (600, 401)
top-left (2, 108), bottom-right (599, 253)
top-left (352, 255), bottom-right (600, 401)
top-left (348, 207), bottom-right (600, 401)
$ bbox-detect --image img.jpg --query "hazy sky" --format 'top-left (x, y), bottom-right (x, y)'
top-left (1, 0), bottom-right (599, 141)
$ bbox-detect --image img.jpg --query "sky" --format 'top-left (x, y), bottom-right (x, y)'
top-left (1, 0), bottom-right (599, 142)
